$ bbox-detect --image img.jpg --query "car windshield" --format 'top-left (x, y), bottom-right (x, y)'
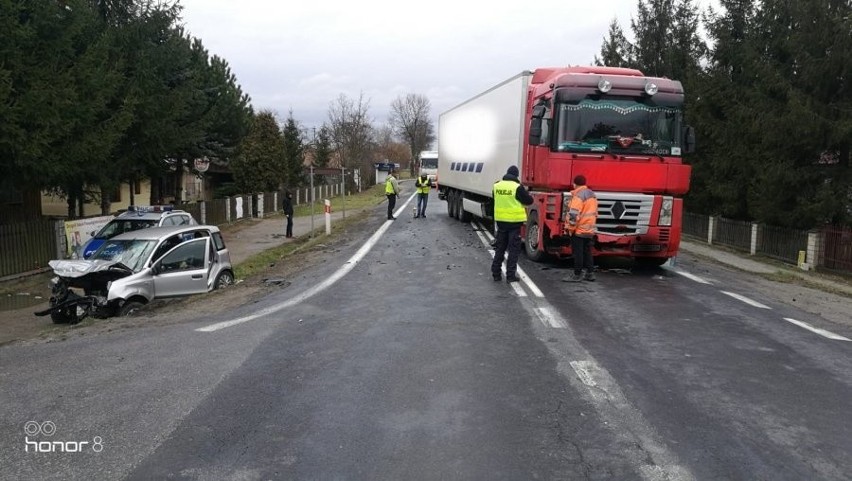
top-left (556, 99), bottom-right (683, 156)
top-left (89, 239), bottom-right (157, 272)
top-left (95, 219), bottom-right (159, 239)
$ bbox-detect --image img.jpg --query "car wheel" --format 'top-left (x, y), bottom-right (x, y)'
top-left (118, 300), bottom-right (144, 317)
top-left (524, 211), bottom-right (547, 262)
top-left (214, 271), bottom-right (234, 289)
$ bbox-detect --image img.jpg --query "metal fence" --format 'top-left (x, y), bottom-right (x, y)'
top-left (822, 225), bottom-right (852, 273)
top-left (0, 219), bottom-right (58, 278)
top-left (206, 198), bottom-right (228, 225)
top-left (712, 217), bottom-right (752, 252)
top-left (683, 212), bottom-right (708, 241)
top-left (683, 212), bottom-right (851, 276)
top-left (759, 223), bottom-right (809, 265)
top-left (2, 190), bottom-right (299, 279)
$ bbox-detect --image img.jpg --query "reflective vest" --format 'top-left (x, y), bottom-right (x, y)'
top-left (416, 177), bottom-right (430, 194)
top-left (493, 180), bottom-right (527, 223)
top-left (565, 186), bottom-right (598, 237)
top-left (385, 175), bottom-right (396, 195)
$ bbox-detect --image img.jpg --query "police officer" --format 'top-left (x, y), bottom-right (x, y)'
top-left (491, 165), bottom-right (534, 283)
top-left (414, 174), bottom-right (432, 218)
top-left (385, 169), bottom-right (400, 220)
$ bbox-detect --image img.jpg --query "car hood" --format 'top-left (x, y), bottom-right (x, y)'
top-left (49, 259), bottom-right (134, 279)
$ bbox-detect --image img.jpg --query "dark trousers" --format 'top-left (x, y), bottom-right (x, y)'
top-left (285, 214), bottom-right (293, 237)
top-left (491, 225), bottom-right (522, 278)
top-left (571, 235), bottom-right (594, 274)
top-left (416, 193), bottom-right (428, 216)
top-left (387, 194), bottom-right (396, 219)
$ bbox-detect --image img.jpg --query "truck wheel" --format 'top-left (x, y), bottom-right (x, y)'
top-left (447, 190), bottom-right (457, 218)
top-left (524, 212), bottom-right (548, 262)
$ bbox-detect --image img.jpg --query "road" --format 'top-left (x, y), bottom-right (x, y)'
top-left (2, 190), bottom-right (851, 480)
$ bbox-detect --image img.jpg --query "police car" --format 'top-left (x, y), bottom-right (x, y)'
top-left (76, 206), bottom-right (197, 259)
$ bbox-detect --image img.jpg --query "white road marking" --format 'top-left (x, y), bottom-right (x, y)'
top-left (534, 306), bottom-right (565, 329)
top-left (474, 222), bottom-right (692, 480)
top-left (783, 318), bottom-right (851, 341)
top-left (473, 221), bottom-right (544, 297)
top-left (669, 268), bottom-right (712, 285)
top-left (565, 359), bottom-right (694, 481)
top-left (570, 360), bottom-right (598, 386)
top-left (197, 194), bottom-right (416, 332)
top-left (720, 291), bottom-right (771, 309)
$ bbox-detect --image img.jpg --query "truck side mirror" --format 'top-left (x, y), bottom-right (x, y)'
top-left (684, 125), bottom-right (696, 154)
top-left (529, 117), bottom-right (543, 145)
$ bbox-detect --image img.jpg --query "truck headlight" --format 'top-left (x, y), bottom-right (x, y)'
top-left (659, 196), bottom-right (673, 226)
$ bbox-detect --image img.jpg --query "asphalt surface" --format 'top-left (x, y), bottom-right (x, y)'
top-left (1, 188), bottom-right (851, 480)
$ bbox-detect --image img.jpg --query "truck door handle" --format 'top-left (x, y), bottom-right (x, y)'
top-left (191, 274), bottom-right (203, 279)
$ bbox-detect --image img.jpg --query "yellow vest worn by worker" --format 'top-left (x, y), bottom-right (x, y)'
top-left (492, 180), bottom-right (527, 223)
top-left (385, 175), bottom-right (396, 195)
top-left (416, 177), bottom-right (430, 194)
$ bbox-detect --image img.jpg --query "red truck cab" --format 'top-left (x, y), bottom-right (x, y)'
top-left (522, 66), bottom-right (694, 266)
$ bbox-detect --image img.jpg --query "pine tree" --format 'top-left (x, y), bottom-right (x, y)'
top-left (231, 111), bottom-right (284, 193)
top-left (281, 112), bottom-right (306, 189)
top-left (595, 18), bottom-right (634, 67)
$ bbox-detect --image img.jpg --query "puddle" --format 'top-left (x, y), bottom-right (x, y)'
top-left (0, 293), bottom-right (48, 311)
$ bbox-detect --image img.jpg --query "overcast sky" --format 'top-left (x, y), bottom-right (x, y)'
top-left (177, 0), bottom-right (718, 133)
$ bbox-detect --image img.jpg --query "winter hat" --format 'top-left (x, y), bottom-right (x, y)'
top-left (506, 165), bottom-right (519, 177)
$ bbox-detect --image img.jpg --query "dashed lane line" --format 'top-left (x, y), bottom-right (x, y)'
top-left (783, 318), bottom-right (851, 341)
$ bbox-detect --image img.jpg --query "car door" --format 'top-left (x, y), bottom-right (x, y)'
top-left (151, 238), bottom-right (211, 297)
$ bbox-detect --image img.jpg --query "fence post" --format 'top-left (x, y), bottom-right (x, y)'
top-left (804, 230), bottom-right (821, 271)
top-left (257, 194), bottom-right (264, 218)
top-left (200, 201), bottom-right (207, 225)
top-left (708, 216), bottom-right (715, 245)
top-left (54, 220), bottom-right (66, 260)
top-left (273, 192), bottom-right (278, 213)
top-left (225, 196), bottom-right (231, 223)
top-left (750, 222), bottom-right (758, 255)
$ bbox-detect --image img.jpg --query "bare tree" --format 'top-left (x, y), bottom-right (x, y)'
top-left (327, 92), bottom-right (375, 190)
top-left (375, 124), bottom-right (410, 169)
top-left (388, 93), bottom-right (436, 175)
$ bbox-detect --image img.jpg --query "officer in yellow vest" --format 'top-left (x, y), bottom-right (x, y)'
top-left (491, 165), bottom-right (534, 283)
top-left (414, 174), bottom-right (432, 218)
top-left (385, 169), bottom-right (400, 220)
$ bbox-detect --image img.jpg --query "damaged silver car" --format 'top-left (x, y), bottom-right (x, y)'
top-left (36, 225), bottom-right (234, 323)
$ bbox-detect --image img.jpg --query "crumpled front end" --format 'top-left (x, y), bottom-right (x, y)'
top-left (34, 260), bottom-right (134, 323)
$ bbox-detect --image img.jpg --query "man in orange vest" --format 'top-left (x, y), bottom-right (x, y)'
top-left (563, 175), bottom-right (598, 282)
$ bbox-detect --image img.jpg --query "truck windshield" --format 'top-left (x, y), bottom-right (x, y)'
top-left (420, 158), bottom-right (438, 169)
top-left (555, 99), bottom-right (683, 156)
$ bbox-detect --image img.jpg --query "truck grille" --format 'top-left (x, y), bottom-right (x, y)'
top-left (595, 193), bottom-right (654, 235)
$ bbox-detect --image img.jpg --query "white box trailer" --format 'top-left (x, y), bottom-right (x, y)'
top-left (437, 72), bottom-right (531, 220)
